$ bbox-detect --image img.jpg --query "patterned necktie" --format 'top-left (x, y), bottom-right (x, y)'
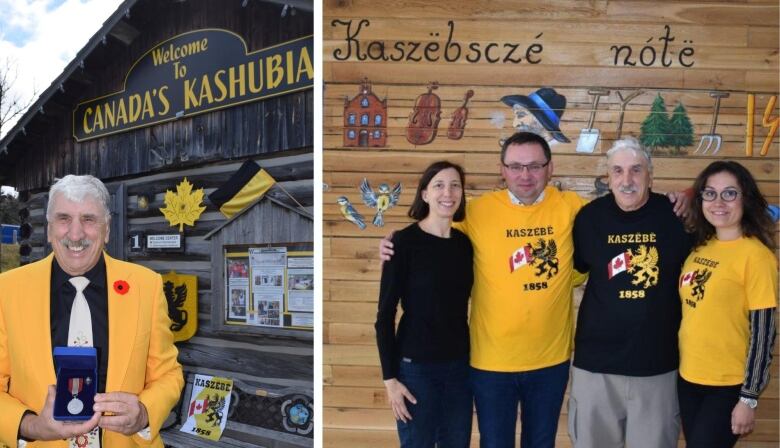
top-left (67, 276), bottom-right (92, 347)
top-left (65, 276), bottom-right (101, 448)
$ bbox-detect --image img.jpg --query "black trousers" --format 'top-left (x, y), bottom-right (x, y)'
top-left (677, 375), bottom-right (741, 448)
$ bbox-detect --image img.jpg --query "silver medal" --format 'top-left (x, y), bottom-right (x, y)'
top-left (67, 397), bottom-right (84, 414)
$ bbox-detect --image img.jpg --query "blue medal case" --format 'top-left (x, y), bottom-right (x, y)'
top-left (53, 346), bottom-right (97, 421)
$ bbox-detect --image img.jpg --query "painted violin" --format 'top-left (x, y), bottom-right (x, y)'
top-left (447, 89), bottom-right (474, 140)
top-left (406, 82), bottom-right (441, 145)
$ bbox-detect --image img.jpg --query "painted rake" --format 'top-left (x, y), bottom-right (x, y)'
top-left (695, 91), bottom-right (730, 154)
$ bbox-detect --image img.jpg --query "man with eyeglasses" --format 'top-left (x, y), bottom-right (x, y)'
top-left (568, 137), bottom-right (691, 448)
top-left (463, 131), bottom-right (585, 447)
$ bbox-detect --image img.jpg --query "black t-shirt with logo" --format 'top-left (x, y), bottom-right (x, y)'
top-left (573, 192), bottom-right (692, 376)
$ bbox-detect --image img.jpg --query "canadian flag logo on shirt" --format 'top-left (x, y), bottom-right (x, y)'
top-left (189, 397), bottom-right (209, 416)
top-left (680, 270), bottom-right (696, 288)
top-left (509, 245), bottom-right (534, 273)
top-left (607, 251), bottom-right (632, 279)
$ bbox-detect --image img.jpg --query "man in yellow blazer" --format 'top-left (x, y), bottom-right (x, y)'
top-left (0, 175), bottom-right (183, 447)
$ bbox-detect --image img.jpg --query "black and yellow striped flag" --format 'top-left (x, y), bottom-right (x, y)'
top-left (209, 160), bottom-right (276, 218)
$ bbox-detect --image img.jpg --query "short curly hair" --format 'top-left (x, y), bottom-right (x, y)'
top-left (47, 175), bottom-right (111, 223)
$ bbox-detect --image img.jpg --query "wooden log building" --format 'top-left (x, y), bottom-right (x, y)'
top-left (0, 0), bottom-right (313, 446)
top-left (323, 0), bottom-right (780, 447)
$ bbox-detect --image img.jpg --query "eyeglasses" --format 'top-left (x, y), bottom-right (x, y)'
top-left (501, 161), bottom-right (550, 174)
top-left (700, 189), bottom-right (740, 202)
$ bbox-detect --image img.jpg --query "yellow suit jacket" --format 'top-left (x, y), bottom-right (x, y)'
top-left (0, 253), bottom-right (184, 447)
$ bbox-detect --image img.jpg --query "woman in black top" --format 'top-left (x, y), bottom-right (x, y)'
top-left (375, 161), bottom-right (474, 448)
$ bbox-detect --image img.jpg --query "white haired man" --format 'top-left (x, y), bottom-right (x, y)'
top-left (0, 175), bottom-right (183, 447)
top-left (569, 138), bottom-right (691, 448)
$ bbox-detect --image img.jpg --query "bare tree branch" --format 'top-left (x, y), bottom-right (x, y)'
top-left (0, 58), bottom-right (37, 138)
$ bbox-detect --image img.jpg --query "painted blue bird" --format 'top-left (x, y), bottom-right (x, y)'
top-left (360, 178), bottom-right (402, 227)
top-left (337, 196), bottom-right (366, 230)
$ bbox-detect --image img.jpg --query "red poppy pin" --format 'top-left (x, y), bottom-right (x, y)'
top-left (113, 280), bottom-right (130, 295)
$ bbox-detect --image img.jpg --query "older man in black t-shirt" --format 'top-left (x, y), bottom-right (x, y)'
top-left (569, 137), bottom-right (692, 448)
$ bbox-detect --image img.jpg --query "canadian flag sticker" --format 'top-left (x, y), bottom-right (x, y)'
top-left (509, 245), bottom-right (534, 273)
top-left (189, 398), bottom-right (209, 417)
top-left (680, 270), bottom-right (696, 288)
top-left (607, 252), bottom-right (632, 279)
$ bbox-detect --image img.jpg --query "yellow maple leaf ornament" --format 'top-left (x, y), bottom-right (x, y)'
top-left (160, 178), bottom-right (207, 232)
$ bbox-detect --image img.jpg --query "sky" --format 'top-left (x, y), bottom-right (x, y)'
top-left (0, 0), bottom-right (123, 194)
top-left (0, 0), bottom-right (123, 138)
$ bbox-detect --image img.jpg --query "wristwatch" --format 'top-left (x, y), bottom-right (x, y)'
top-left (739, 396), bottom-right (758, 409)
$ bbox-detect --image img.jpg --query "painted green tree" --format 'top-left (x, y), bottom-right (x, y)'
top-left (668, 102), bottom-right (695, 154)
top-left (640, 94), bottom-right (672, 152)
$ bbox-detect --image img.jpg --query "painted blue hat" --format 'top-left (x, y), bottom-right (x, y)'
top-left (501, 87), bottom-right (570, 143)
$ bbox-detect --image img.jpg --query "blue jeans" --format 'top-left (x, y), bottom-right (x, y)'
top-left (396, 357), bottom-right (473, 448)
top-left (471, 361), bottom-right (570, 448)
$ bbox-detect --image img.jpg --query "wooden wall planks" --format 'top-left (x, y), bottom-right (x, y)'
top-left (324, 0), bottom-right (779, 446)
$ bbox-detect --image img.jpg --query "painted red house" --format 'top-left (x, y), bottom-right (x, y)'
top-left (343, 78), bottom-right (387, 147)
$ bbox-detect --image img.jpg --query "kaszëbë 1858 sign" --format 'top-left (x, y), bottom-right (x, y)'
top-left (73, 29), bottom-right (313, 141)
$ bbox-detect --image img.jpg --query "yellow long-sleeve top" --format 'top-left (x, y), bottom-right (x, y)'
top-left (458, 187), bottom-right (585, 371)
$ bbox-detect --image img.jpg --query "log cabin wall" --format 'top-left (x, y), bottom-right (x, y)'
top-left (323, 1), bottom-right (779, 447)
top-left (0, 0), bottom-right (313, 446)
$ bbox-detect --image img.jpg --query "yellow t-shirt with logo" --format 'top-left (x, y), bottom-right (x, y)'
top-left (678, 236), bottom-right (778, 385)
top-left (458, 187), bottom-right (585, 371)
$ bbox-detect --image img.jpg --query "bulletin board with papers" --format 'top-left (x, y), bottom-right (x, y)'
top-left (224, 243), bottom-right (313, 332)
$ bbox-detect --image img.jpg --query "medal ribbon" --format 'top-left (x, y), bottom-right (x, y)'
top-left (68, 377), bottom-right (84, 397)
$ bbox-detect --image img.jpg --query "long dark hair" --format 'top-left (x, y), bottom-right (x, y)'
top-left (408, 161), bottom-right (466, 222)
top-left (689, 160), bottom-right (776, 250)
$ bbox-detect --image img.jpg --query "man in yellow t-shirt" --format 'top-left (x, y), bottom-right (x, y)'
top-left (461, 133), bottom-right (584, 447)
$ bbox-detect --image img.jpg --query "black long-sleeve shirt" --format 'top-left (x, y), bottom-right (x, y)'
top-left (375, 223), bottom-right (473, 380)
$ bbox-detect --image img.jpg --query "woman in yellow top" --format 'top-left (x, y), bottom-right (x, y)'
top-left (678, 161), bottom-right (777, 448)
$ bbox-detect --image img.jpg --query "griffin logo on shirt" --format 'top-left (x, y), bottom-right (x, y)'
top-left (680, 268), bottom-right (712, 307)
top-left (509, 238), bottom-right (559, 279)
top-left (607, 245), bottom-right (659, 289)
top-left (627, 245), bottom-right (659, 288)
